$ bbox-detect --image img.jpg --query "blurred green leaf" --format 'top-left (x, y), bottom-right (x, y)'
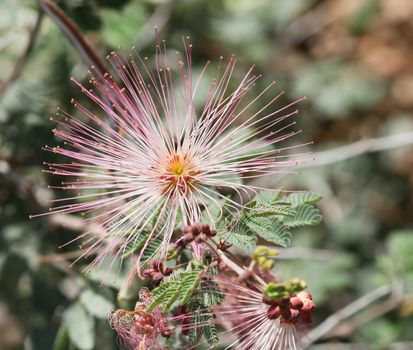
top-left (101, 2), bottom-right (148, 48)
top-left (80, 290), bottom-right (114, 319)
top-left (279, 253), bottom-right (356, 303)
top-left (293, 61), bottom-right (386, 118)
top-left (52, 324), bottom-right (69, 350)
top-left (356, 318), bottom-right (400, 349)
top-left (63, 303), bottom-right (95, 350)
top-left (379, 230), bottom-right (413, 293)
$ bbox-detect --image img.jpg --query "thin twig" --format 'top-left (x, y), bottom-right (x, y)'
top-left (0, 9), bottom-right (43, 98)
top-left (38, 250), bottom-right (84, 263)
top-left (302, 285), bottom-right (393, 348)
top-left (328, 294), bottom-right (404, 339)
top-left (302, 131), bottom-right (413, 168)
top-left (36, 0), bottom-right (107, 77)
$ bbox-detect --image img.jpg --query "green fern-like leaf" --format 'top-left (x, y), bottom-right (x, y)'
top-left (282, 204), bottom-right (322, 227)
top-left (179, 269), bottom-right (202, 305)
top-left (162, 284), bottom-right (180, 311)
top-left (140, 235), bottom-right (164, 265)
top-left (147, 281), bottom-right (178, 311)
top-left (188, 321), bottom-right (198, 345)
top-left (244, 216), bottom-right (291, 247)
top-left (220, 228), bottom-right (257, 252)
top-left (199, 307), bottom-right (218, 345)
top-left (200, 279), bottom-right (224, 307)
top-left (187, 304), bottom-right (218, 345)
top-left (152, 281), bottom-right (174, 298)
top-left (247, 202), bottom-right (295, 217)
top-left (218, 219), bottom-right (257, 252)
top-left (121, 231), bottom-right (150, 259)
top-left (283, 192), bottom-right (322, 207)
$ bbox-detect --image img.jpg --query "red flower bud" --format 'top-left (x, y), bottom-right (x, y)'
top-left (143, 268), bottom-right (154, 277)
top-left (282, 307), bottom-right (299, 321)
top-left (297, 291), bottom-right (315, 311)
top-left (289, 296), bottom-right (303, 309)
top-left (152, 272), bottom-right (164, 281)
top-left (267, 305), bottom-right (281, 319)
top-left (200, 224), bottom-right (210, 234)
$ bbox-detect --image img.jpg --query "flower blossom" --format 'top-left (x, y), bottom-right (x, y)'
top-left (37, 37), bottom-right (307, 271)
top-left (189, 276), bottom-right (315, 350)
top-left (109, 288), bottom-right (172, 349)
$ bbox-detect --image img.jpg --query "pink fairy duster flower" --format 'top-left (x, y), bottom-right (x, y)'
top-left (187, 276), bottom-right (315, 350)
top-left (36, 37), bottom-right (307, 272)
top-left (109, 288), bottom-right (172, 350)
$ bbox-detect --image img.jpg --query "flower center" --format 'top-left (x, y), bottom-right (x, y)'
top-left (167, 153), bottom-right (188, 176)
top-left (159, 153), bottom-right (199, 194)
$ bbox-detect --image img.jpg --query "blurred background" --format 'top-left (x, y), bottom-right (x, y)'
top-left (1, 0), bottom-right (413, 349)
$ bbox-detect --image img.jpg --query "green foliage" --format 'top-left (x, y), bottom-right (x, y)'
top-left (386, 231), bottom-right (413, 271)
top-left (147, 265), bottom-right (203, 312)
top-left (121, 231), bottom-right (150, 259)
top-left (265, 278), bottom-right (306, 301)
top-left (63, 303), bottom-right (95, 350)
top-left (347, 0), bottom-right (380, 34)
top-left (278, 252), bottom-right (356, 304)
top-left (244, 215), bottom-right (291, 247)
top-left (293, 60), bottom-right (386, 118)
top-left (218, 218), bottom-right (257, 251)
top-left (356, 318), bottom-right (400, 349)
top-left (80, 290), bottom-right (114, 319)
top-left (282, 204), bottom-right (322, 228)
top-left (379, 230), bottom-right (413, 293)
top-left (52, 324), bottom-right (69, 350)
top-left (147, 269), bottom-right (221, 347)
top-left (101, 1), bottom-right (148, 48)
top-left (247, 202), bottom-right (296, 217)
top-left (218, 191), bottom-right (322, 251)
top-left (199, 278), bottom-right (224, 307)
top-left (186, 302), bottom-right (219, 346)
top-left (179, 270), bottom-right (202, 304)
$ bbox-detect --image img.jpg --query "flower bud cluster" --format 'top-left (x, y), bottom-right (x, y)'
top-left (252, 246), bottom-right (279, 270)
top-left (264, 279), bottom-right (315, 325)
top-left (264, 290), bottom-right (315, 324)
top-left (175, 224), bottom-right (217, 247)
top-left (143, 261), bottom-right (173, 281)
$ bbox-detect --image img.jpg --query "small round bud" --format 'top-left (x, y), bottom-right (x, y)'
top-left (267, 305), bottom-right (281, 319)
top-left (296, 291), bottom-right (315, 311)
top-left (289, 296), bottom-right (304, 310)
